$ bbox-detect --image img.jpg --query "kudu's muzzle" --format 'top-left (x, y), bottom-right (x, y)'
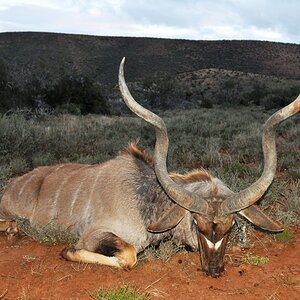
top-left (197, 232), bottom-right (229, 277)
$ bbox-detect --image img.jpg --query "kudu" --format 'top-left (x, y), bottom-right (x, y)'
top-left (0, 58), bottom-right (299, 277)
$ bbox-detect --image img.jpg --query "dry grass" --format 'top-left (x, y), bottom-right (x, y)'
top-left (15, 217), bottom-right (78, 245)
top-left (139, 239), bottom-right (186, 262)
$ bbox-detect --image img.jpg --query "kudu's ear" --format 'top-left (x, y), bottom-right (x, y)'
top-left (237, 205), bottom-right (284, 232)
top-left (147, 205), bottom-right (186, 233)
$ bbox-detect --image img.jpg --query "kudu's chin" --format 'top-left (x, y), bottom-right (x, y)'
top-left (204, 265), bottom-right (224, 278)
top-left (198, 233), bottom-right (229, 277)
top-left (200, 255), bottom-right (225, 278)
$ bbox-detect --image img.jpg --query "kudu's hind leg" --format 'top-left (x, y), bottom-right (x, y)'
top-left (61, 232), bottom-right (137, 270)
top-left (0, 219), bottom-right (19, 241)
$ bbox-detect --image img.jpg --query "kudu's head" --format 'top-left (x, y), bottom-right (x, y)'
top-left (119, 57), bottom-right (300, 277)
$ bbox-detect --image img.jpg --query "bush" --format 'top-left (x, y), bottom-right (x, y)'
top-left (0, 60), bottom-right (16, 112)
top-left (0, 59), bottom-right (110, 115)
top-left (141, 73), bottom-right (190, 109)
top-left (261, 93), bottom-right (291, 110)
top-left (45, 75), bottom-right (110, 115)
top-left (246, 82), bottom-right (268, 105)
top-left (201, 98), bottom-right (213, 108)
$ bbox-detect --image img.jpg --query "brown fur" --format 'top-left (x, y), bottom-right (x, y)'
top-left (122, 143), bottom-right (154, 167)
top-left (124, 144), bottom-right (213, 184)
top-left (170, 169), bottom-right (212, 183)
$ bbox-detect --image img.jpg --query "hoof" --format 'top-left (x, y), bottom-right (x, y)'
top-left (6, 225), bottom-right (20, 242)
top-left (60, 246), bottom-right (76, 260)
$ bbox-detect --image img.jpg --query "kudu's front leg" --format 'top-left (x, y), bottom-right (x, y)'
top-left (61, 230), bottom-right (137, 270)
top-left (0, 219), bottom-right (19, 241)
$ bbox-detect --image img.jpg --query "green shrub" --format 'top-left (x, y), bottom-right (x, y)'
top-left (90, 286), bottom-right (149, 300)
top-left (32, 152), bottom-right (56, 167)
top-left (241, 253), bottom-right (269, 266)
top-left (275, 230), bottom-right (295, 244)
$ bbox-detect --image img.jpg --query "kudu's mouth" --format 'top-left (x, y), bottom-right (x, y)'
top-left (197, 232), bottom-right (229, 277)
top-left (208, 266), bottom-right (224, 278)
top-left (205, 261), bottom-right (224, 278)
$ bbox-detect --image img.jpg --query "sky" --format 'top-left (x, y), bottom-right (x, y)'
top-left (0, 0), bottom-right (299, 44)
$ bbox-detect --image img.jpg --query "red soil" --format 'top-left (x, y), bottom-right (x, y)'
top-left (0, 229), bottom-right (299, 300)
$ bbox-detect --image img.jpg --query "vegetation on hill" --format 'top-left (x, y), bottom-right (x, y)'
top-left (133, 68), bottom-right (300, 110)
top-left (1, 32), bottom-right (299, 86)
top-left (0, 32), bottom-right (299, 113)
top-left (0, 61), bottom-right (110, 115)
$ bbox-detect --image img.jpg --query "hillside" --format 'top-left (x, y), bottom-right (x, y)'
top-left (0, 31), bottom-right (300, 88)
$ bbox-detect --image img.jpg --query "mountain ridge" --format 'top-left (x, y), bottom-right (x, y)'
top-left (0, 31), bottom-right (299, 87)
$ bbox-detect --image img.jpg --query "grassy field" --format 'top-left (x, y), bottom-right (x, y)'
top-left (0, 105), bottom-right (299, 227)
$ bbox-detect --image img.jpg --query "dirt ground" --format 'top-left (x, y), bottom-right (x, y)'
top-left (0, 229), bottom-right (299, 300)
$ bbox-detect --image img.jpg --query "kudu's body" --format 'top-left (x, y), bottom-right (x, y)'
top-left (0, 58), bottom-right (299, 277)
top-left (0, 146), bottom-right (230, 270)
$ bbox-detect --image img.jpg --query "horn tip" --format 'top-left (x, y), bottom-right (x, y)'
top-left (119, 57), bottom-right (126, 79)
